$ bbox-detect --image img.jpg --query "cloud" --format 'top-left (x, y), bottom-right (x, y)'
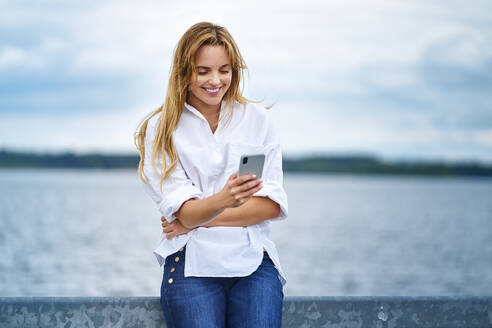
top-left (1, 0), bottom-right (491, 161)
top-left (271, 100), bottom-right (492, 162)
top-left (474, 129), bottom-right (492, 146)
top-left (0, 105), bottom-right (152, 154)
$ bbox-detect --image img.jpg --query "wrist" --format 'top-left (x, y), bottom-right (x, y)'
top-left (187, 192), bottom-right (226, 228)
top-left (213, 189), bottom-right (229, 211)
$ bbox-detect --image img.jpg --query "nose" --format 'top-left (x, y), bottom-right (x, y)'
top-left (209, 71), bottom-right (221, 85)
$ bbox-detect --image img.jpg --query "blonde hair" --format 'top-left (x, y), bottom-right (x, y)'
top-left (134, 22), bottom-right (254, 189)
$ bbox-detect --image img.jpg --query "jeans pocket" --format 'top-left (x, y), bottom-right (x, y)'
top-left (263, 251), bottom-right (275, 267)
top-left (263, 252), bottom-right (284, 293)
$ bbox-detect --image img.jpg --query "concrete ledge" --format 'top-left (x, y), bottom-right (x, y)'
top-left (1, 296), bottom-right (491, 327)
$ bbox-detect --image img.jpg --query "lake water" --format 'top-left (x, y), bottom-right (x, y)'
top-left (1, 169), bottom-right (491, 297)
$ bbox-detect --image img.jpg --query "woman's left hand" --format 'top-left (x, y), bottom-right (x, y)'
top-left (161, 216), bottom-right (192, 239)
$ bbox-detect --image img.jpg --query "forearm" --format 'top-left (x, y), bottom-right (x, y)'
top-left (176, 192), bottom-right (227, 229)
top-left (203, 197), bottom-right (280, 227)
top-left (176, 173), bottom-right (264, 229)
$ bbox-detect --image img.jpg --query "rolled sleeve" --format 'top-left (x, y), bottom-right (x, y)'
top-left (157, 183), bottom-right (202, 222)
top-left (140, 117), bottom-right (203, 223)
top-left (255, 182), bottom-right (288, 221)
top-left (254, 114), bottom-right (288, 222)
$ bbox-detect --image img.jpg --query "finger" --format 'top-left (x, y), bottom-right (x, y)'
top-left (166, 232), bottom-right (175, 239)
top-left (163, 226), bottom-right (173, 233)
top-left (161, 216), bottom-right (167, 223)
top-left (231, 174), bottom-right (256, 187)
top-left (229, 172), bottom-right (238, 180)
top-left (231, 179), bottom-right (261, 196)
top-left (239, 174), bottom-right (256, 184)
top-left (237, 183), bottom-right (263, 200)
top-left (234, 179), bottom-right (261, 195)
top-left (238, 178), bottom-right (262, 192)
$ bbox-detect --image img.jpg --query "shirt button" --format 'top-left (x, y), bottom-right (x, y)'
top-left (168, 278), bottom-right (173, 284)
top-left (170, 267), bottom-right (175, 273)
top-left (179, 247), bottom-right (184, 252)
top-left (175, 256), bottom-right (180, 262)
top-left (277, 275), bottom-right (281, 281)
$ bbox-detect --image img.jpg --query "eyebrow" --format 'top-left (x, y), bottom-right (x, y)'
top-left (197, 64), bottom-right (230, 69)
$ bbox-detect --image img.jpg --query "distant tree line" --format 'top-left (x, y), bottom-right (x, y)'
top-left (0, 149), bottom-right (138, 169)
top-left (1, 149), bottom-right (491, 176)
top-left (283, 155), bottom-right (492, 176)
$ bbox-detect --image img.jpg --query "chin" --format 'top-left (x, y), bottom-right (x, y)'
top-left (202, 93), bottom-right (226, 105)
top-left (198, 98), bottom-right (219, 106)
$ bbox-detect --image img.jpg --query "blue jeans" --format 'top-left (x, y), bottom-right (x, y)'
top-left (160, 245), bottom-right (284, 328)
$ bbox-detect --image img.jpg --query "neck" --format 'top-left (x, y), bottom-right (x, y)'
top-left (187, 96), bottom-right (221, 117)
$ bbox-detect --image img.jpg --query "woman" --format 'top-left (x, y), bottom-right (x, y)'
top-left (134, 22), bottom-right (288, 328)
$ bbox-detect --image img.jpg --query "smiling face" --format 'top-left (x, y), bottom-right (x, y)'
top-left (187, 45), bottom-right (232, 113)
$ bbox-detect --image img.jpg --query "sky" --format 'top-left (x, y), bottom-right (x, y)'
top-left (1, 0), bottom-right (491, 163)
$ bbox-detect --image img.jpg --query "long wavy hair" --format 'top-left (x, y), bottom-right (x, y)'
top-left (134, 22), bottom-right (253, 190)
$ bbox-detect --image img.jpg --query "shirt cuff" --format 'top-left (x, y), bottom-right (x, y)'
top-left (158, 185), bottom-right (203, 223)
top-left (254, 180), bottom-right (288, 222)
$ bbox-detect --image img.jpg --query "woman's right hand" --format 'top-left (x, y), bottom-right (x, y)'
top-left (161, 216), bottom-right (192, 239)
top-left (219, 172), bottom-right (263, 208)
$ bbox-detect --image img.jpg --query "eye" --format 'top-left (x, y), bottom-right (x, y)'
top-left (198, 71), bottom-right (208, 75)
top-left (220, 70), bottom-right (229, 74)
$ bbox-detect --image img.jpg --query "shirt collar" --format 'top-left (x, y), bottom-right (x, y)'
top-left (184, 100), bottom-right (226, 122)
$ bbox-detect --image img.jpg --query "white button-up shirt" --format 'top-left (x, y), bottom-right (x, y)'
top-left (140, 100), bottom-right (288, 286)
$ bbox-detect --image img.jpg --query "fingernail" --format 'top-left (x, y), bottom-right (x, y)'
top-left (252, 174), bottom-right (256, 178)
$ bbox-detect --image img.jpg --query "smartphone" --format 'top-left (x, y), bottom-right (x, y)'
top-left (238, 153), bottom-right (265, 178)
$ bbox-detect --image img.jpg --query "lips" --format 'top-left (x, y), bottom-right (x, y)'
top-left (203, 86), bottom-right (221, 96)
